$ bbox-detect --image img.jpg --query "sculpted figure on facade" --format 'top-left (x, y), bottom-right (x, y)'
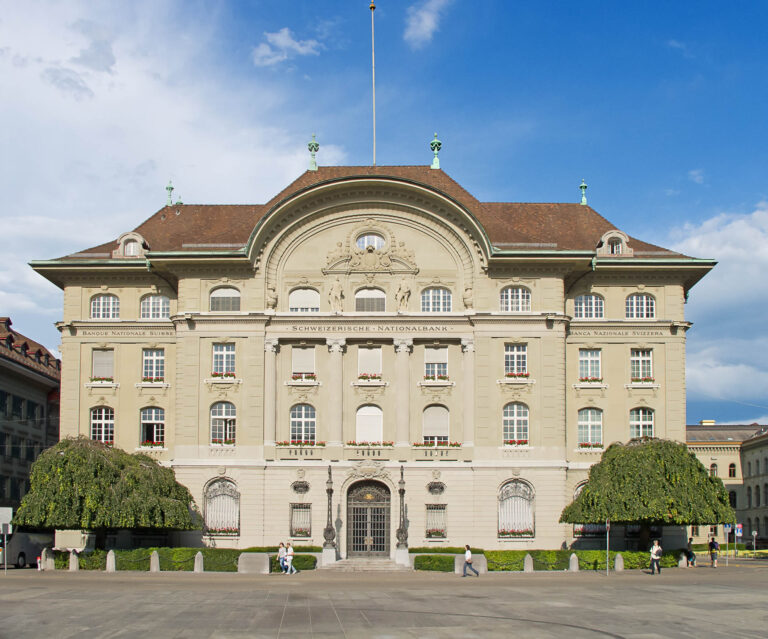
top-left (463, 286), bottom-right (474, 310)
top-left (265, 286), bottom-right (277, 310)
top-left (395, 278), bottom-right (411, 312)
top-left (328, 277), bottom-right (344, 313)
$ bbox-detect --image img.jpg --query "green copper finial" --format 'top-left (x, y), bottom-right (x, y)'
top-left (308, 133), bottom-right (319, 171)
top-left (175, 196), bottom-right (183, 205)
top-left (430, 132), bottom-right (442, 169)
top-left (579, 179), bottom-right (588, 206)
top-left (166, 180), bottom-right (174, 206)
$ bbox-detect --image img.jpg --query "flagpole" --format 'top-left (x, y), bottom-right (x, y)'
top-left (370, 1), bottom-right (376, 166)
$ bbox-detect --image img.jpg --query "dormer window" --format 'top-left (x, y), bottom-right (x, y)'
top-left (114, 232), bottom-right (147, 258)
top-left (124, 240), bottom-right (140, 256)
top-left (597, 230), bottom-right (633, 257)
top-left (608, 238), bottom-right (622, 255)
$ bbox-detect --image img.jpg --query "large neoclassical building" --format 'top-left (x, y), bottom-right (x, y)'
top-left (32, 153), bottom-right (714, 555)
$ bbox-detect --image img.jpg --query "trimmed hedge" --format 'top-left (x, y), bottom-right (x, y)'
top-left (414, 554), bottom-right (455, 572)
top-left (485, 549), bottom-right (681, 571)
top-left (409, 547), bottom-right (484, 555)
top-left (269, 554), bottom-right (318, 572)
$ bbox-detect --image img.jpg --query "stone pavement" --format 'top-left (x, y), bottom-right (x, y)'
top-left (1, 564), bottom-right (767, 638)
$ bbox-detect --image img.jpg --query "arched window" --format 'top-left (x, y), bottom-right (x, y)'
top-left (140, 407), bottom-right (165, 446)
top-left (573, 294), bottom-right (604, 319)
top-left (356, 233), bottom-right (385, 250)
top-left (608, 238), bottom-right (623, 255)
top-left (758, 460), bottom-right (762, 475)
top-left (209, 287), bottom-right (241, 312)
top-left (629, 407), bottom-right (654, 439)
top-left (502, 403), bottom-right (529, 445)
top-left (756, 485), bottom-right (761, 508)
top-left (90, 294), bottom-right (120, 319)
top-left (625, 294), bottom-right (655, 319)
top-left (747, 486), bottom-right (752, 508)
top-left (577, 408), bottom-right (603, 447)
top-left (288, 288), bottom-right (320, 313)
top-left (290, 404), bottom-right (316, 444)
top-left (90, 406), bottom-right (114, 444)
top-left (204, 479), bottom-right (240, 534)
top-left (500, 287), bottom-right (532, 312)
top-left (355, 405), bottom-right (383, 443)
top-left (422, 405), bottom-right (449, 445)
top-left (748, 462), bottom-right (752, 476)
top-left (729, 463), bottom-right (737, 478)
top-left (498, 480), bottom-right (534, 537)
top-left (764, 484), bottom-right (768, 505)
top-left (210, 402), bottom-right (236, 445)
top-left (729, 491), bottom-right (737, 508)
top-left (421, 287), bottom-right (452, 312)
top-left (355, 288), bottom-right (386, 312)
top-left (140, 295), bottom-right (170, 319)
top-left (710, 463), bottom-right (718, 478)
top-left (124, 239), bottom-right (140, 256)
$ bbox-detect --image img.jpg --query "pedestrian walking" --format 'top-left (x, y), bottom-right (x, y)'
top-left (686, 537), bottom-right (696, 567)
top-left (708, 537), bottom-right (719, 568)
top-left (285, 542), bottom-right (298, 575)
top-left (277, 542), bottom-right (287, 573)
top-left (649, 539), bottom-right (662, 575)
top-left (462, 544), bottom-right (479, 577)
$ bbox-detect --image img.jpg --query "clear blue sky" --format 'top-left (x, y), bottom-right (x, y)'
top-left (1, 1), bottom-right (767, 424)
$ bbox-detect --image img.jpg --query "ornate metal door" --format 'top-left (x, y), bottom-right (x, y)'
top-left (347, 480), bottom-right (390, 557)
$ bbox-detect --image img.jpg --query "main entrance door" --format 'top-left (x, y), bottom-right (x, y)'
top-left (347, 480), bottom-right (391, 557)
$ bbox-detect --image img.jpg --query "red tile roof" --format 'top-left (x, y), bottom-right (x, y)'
top-left (0, 317), bottom-right (61, 381)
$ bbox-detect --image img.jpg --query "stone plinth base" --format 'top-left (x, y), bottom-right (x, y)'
top-left (321, 547), bottom-right (338, 567)
top-left (237, 553), bottom-right (269, 574)
top-left (394, 546), bottom-right (410, 567)
top-left (454, 554), bottom-right (487, 575)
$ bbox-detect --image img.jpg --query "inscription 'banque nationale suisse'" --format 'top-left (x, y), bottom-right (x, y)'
top-left (79, 330), bottom-right (176, 337)
top-left (291, 325), bottom-right (451, 333)
top-left (570, 330), bottom-right (667, 337)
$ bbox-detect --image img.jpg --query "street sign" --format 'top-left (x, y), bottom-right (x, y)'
top-left (724, 523), bottom-right (732, 533)
top-left (735, 523), bottom-right (743, 537)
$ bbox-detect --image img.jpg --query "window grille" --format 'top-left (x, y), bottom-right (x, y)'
top-left (625, 294), bottom-right (655, 319)
top-left (290, 503), bottom-right (312, 538)
top-left (90, 406), bottom-right (115, 443)
top-left (290, 404), bottom-right (316, 443)
top-left (141, 295), bottom-right (170, 319)
top-left (355, 288), bottom-right (386, 312)
top-left (210, 402), bottom-right (236, 444)
top-left (355, 404), bottom-right (383, 442)
top-left (212, 344), bottom-right (235, 375)
top-left (577, 408), bottom-right (603, 445)
top-left (142, 349), bottom-right (165, 380)
top-left (629, 407), bottom-right (654, 438)
top-left (92, 349), bottom-right (114, 379)
top-left (289, 288), bottom-right (320, 312)
top-left (423, 405), bottom-right (449, 444)
top-left (502, 403), bottom-right (529, 443)
top-left (498, 480), bottom-right (534, 537)
top-left (209, 287), bottom-right (241, 312)
top-left (500, 286), bottom-right (531, 312)
top-left (421, 287), bottom-right (452, 312)
top-left (424, 347), bottom-right (448, 378)
top-left (204, 479), bottom-right (240, 533)
top-left (140, 407), bottom-right (165, 445)
top-left (358, 347), bottom-right (382, 376)
top-left (578, 349), bottom-right (601, 379)
top-left (426, 504), bottom-right (447, 538)
top-left (90, 294), bottom-right (120, 319)
top-left (630, 349), bottom-right (653, 379)
top-left (504, 344), bottom-right (527, 375)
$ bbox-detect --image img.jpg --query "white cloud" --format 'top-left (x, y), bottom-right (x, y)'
top-left (252, 28), bottom-right (322, 67)
top-left (667, 39), bottom-right (694, 59)
top-left (404, 0), bottom-right (452, 50)
top-left (688, 168), bottom-right (705, 184)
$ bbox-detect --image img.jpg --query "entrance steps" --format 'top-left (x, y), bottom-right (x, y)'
top-left (320, 557), bottom-right (411, 572)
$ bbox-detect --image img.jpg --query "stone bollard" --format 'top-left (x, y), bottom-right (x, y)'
top-left (150, 550), bottom-right (160, 573)
top-left (69, 551), bottom-right (79, 572)
top-left (678, 553), bottom-right (688, 568)
top-left (194, 551), bottom-right (204, 573)
top-left (523, 553), bottom-right (534, 573)
top-left (569, 553), bottom-right (579, 572)
top-left (237, 553), bottom-right (270, 574)
top-left (614, 553), bottom-right (624, 572)
top-left (106, 550), bottom-right (116, 573)
top-left (40, 548), bottom-right (56, 571)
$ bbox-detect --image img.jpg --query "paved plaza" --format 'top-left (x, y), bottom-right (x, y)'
top-left (1, 563), bottom-right (767, 638)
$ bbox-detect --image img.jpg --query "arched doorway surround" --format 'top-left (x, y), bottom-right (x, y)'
top-left (346, 480), bottom-right (391, 557)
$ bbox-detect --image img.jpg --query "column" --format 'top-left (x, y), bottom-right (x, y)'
top-left (394, 338), bottom-right (412, 447)
top-left (462, 338), bottom-right (475, 447)
top-left (326, 338), bottom-right (346, 447)
top-left (263, 338), bottom-right (279, 445)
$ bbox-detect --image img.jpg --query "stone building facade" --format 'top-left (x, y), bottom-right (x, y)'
top-left (31, 164), bottom-right (714, 554)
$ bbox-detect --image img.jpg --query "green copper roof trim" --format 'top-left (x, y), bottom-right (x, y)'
top-left (29, 259), bottom-right (151, 268)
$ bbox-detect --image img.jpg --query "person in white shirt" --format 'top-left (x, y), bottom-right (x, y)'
top-left (463, 544), bottom-right (479, 577)
top-left (277, 542), bottom-right (287, 574)
top-left (285, 542), bottom-right (298, 575)
top-left (649, 539), bottom-right (663, 575)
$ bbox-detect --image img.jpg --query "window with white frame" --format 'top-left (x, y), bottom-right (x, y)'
top-left (291, 346), bottom-right (315, 381)
top-left (355, 288), bottom-right (386, 312)
top-left (709, 463), bottom-right (718, 478)
top-left (355, 404), bottom-right (383, 442)
top-left (356, 233), bottom-right (385, 250)
top-left (421, 287), bottom-right (452, 312)
top-left (209, 287), bottom-right (241, 312)
top-left (290, 404), bottom-right (316, 443)
top-left (422, 405), bottom-right (449, 444)
top-left (578, 349), bottom-right (601, 380)
top-left (426, 504), bottom-right (447, 538)
top-left (498, 480), bottom-right (534, 537)
top-left (142, 349), bottom-right (165, 381)
top-left (424, 346), bottom-right (448, 379)
top-left (204, 479), bottom-right (239, 534)
top-left (140, 407), bottom-right (165, 445)
top-left (504, 344), bottom-right (527, 376)
top-left (577, 408), bottom-right (603, 446)
top-left (212, 343), bottom-right (235, 376)
top-left (608, 238), bottom-right (623, 255)
top-left (629, 407), bottom-right (654, 438)
top-left (502, 403), bottom-right (529, 444)
top-left (140, 295), bottom-right (170, 319)
top-left (90, 406), bottom-right (114, 443)
top-left (290, 503), bottom-right (312, 538)
top-left (573, 294), bottom-right (604, 319)
top-left (123, 239), bottom-right (140, 256)
top-left (358, 346), bottom-right (382, 378)
top-left (90, 294), bottom-right (120, 319)
top-left (288, 288), bottom-right (320, 312)
top-left (500, 286), bottom-right (531, 312)
top-left (210, 402), bottom-right (236, 445)
top-left (91, 349), bottom-right (114, 381)
top-left (625, 294), bottom-right (655, 319)
top-left (630, 349), bottom-right (653, 380)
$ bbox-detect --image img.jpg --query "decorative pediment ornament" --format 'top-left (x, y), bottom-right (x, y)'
top-left (427, 481), bottom-right (446, 495)
top-left (500, 480), bottom-right (533, 501)
top-left (291, 481), bottom-right (310, 495)
top-left (348, 460), bottom-right (390, 481)
top-left (205, 479), bottom-right (239, 500)
top-left (324, 238), bottom-right (418, 275)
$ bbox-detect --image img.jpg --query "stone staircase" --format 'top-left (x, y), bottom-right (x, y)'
top-left (320, 557), bottom-right (411, 572)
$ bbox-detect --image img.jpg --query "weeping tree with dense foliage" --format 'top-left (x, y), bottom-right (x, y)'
top-left (13, 437), bottom-right (198, 545)
top-left (560, 438), bottom-right (734, 549)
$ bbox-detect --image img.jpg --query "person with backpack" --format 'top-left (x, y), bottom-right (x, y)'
top-left (708, 537), bottom-right (719, 568)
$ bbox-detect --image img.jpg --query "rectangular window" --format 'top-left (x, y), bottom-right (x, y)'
top-left (92, 349), bottom-right (114, 380)
top-left (630, 349), bottom-right (653, 380)
top-left (212, 344), bottom-right (236, 375)
top-left (424, 347), bottom-right (448, 378)
top-left (504, 344), bottom-right (527, 375)
top-left (291, 346), bottom-right (316, 379)
top-left (426, 504), bottom-right (447, 538)
top-left (0, 390), bottom-right (7, 416)
top-left (141, 408), bottom-right (165, 445)
top-left (0, 433), bottom-right (6, 457)
top-left (691, 525), bottom-right (699, 536)
top-left (709, 525), bottom-right (718, 536)
top-left (290, 503), bottom-right (312, 538)
top-left (142, 349), bottom-right (165, 381)
top-left (25, 439), bottom-right (35, 462)
top-left (358, 347), bottom-right (382, 376)
top-left (11, 436), bottom-right (21, 459)
top-left (578, 349), bottom-right (601, 380)
top-left (0, 475), bottom-right (5, 499)
top-left (11, 395), bottom-right (23, 419)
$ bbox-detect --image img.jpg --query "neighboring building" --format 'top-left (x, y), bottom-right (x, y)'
top-left (31, 155), bottom-right (715, 553)
top-left (0, 317), bottom-right (61, 510)
top-left (740, 427), bottom-right (768, 543)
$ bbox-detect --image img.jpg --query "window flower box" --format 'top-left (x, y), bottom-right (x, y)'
top-left (89, 376), bottom-right (114, 383)
top-left (211, 439), bottom-right (236, 446)
top-left (578, 377), bottom-right (603, 383)
top-left (291, 373), bottom-right (316, 381)
top-left (426, 529), bottom-right (446, 539)
top-left (346, 441), bottom-right (394, 447)
top-left (275, 440), bottom-right (326, 447)
top-left (505, 372), bottom-right (529, 379)
top-left (140, 441), bottom-right (164, 448)
top-left (291, 528), bottom-right (311, 538)
top-left (211, 371), bottom-right (236, 378)
top-left (423, 374), bottom-right (450, 381)
top-left (504, 439), bottom-right (529, 447)
top-left (498, 529), bottom-right (534, 538)
top-left (357, 373), bottom-right (382, 381)
top-left (631, 377), bottom-right (655, 383)
top-left (205, 527), bottom-right (239, 536)
top-left (578, 442), bottom-right (603, 449)
top-left (142, 376), bottom-right (164, 383)
top-left (413, 441), bottom-right (461, 448)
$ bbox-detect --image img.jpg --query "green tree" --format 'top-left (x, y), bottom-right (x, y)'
top-left (13, 437), bottom-right (198, 544)
top-left (560, 438), bottom-right (734, 548)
